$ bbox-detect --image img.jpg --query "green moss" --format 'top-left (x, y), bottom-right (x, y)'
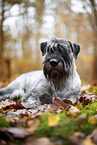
top-left (34, 111), bottom-right (96, 143)
top-left (80, 101), bottom-right (97, 116)
top-left (78, 119), bottom-right (96, 136)
top-left (0, 116), bottom-right (9, 128)
top-left (88, 86), bottom-right (97, 95)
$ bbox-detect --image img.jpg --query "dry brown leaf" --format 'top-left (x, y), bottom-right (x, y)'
top-left (63, 99), bottom-right (72, 105)
top-left (0, 128), bottom-right (14, 142)
top-left (26, 119), bottom-right (40, 134)
top-left (69, 132), bottom-right (85, 145)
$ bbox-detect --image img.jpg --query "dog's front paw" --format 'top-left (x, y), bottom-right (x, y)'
top-left (10, 89), bottom-right (25, 101)
top-left (39, 94), bottom-right (51, 105)
top-left (22, 97), bottom-right (41, 108)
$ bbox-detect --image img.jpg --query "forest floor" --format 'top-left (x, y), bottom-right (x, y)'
top-left (0, 80), bottom-right (97, 145)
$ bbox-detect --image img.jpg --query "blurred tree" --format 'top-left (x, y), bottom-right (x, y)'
top-left (0, 0), bottom-right (96, 82)
top-left (54, 0), bottom-right (72, 39)
top-left (90, 0), bottom-right (97, 80)
top-left (0, 0), bottom-right (45, 77)
top-left (0, 0), bottom-right (23, 78)
top-left (0, 0), bottom-right (4, 77)
top-left (82, 0), bottom-right (97, 79)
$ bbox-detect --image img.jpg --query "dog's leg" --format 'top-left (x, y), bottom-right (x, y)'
top-left (0, 75), bottom-right (26, 101)
top-left (0, 87), bottom-right (13, 100)
top-left (21, 91), bottom-right (41, 108)
top-left (0, 86), bottom-right (25, 101)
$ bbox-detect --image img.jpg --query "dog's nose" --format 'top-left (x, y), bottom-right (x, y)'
top-left (50, 59), bottom-right (58, 67)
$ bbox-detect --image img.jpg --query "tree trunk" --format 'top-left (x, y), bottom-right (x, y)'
top-left (4, 58), bottom-right (11, 79)
top-left (90, 0), bottom-right (97, 80)
top-left (93, 41), bottom-right (97, 80)
top-left (0, 0), bottom-right (4, 78)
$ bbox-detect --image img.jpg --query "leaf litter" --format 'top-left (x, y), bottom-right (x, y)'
top-left (0, 81), bottom-right (97, 144)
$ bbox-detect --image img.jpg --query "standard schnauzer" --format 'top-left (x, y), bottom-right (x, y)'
top-left (0, 38), bottom-right (81, 107)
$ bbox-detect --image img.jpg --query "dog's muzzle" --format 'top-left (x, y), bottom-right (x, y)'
top-left (43, 58), bottom-right (68, 90)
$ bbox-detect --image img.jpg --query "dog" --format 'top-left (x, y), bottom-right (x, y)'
top-left (0, 38), bottom-right (81, 108)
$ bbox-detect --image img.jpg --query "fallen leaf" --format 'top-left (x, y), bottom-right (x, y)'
top-left (78, 96), bottom-right (91, 105)
top-left (69, 106), bottom-right (80, 114)
top-left (75, 103), bottom-right (82, 109)
top-left (26, 119), bottom-right (40, 134)
top-left (78, 114), bottom-right (87, 120)
top-left (2, 103), bottom-right (26, 113)
top-left (53, 98), bottom-right (65, 107)
top-left (88, 116), bottom-right (97, 125)
top-left (69, 132), bottom-right (85, 145)
top-left (9, 103), bottom-right (26, 110)
top-left (79, 96), bottom-right (86, 103)
top-left (48, 115), bottom-right (60, 127)
top-left (6, 127), bottom-right (29, 138)
top-left (0, 128), bottom-right (14, 142)
top-left (50, 98), bottom-right (71, 111)
top-left (14, 117), bottom-right (19, 120)
top-left (81, 138), bottom-right (95, 145)
top-left (83, 98), bottom-right (91, 105)
top-left (63, 99), bottom-right (72, 105)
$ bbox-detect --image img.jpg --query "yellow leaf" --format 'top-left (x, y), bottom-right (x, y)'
top-left (0, 114), bottom-right (2, 117)
top-left (88, 116), bottom-right (97, 124)
top-left (82, 138), bottom-right (95, 145)
top-left (48, 115), bottom-right (60, 127)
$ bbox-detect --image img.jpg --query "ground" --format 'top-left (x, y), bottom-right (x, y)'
top-left (0, 80), bottom-right (97, 145)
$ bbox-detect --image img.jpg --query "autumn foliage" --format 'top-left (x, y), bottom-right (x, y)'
top-left (0, 80), bottom-right (97, 144)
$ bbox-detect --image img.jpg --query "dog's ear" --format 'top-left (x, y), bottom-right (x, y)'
top-left (68, 41), bottom-right (81, 59)
top-left (40, 42), bottom-right (47, 56)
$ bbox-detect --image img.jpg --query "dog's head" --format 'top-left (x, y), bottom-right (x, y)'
top-left (40, 38), bottom-right (80, 90)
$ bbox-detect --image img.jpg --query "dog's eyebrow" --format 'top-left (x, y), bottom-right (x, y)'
top-left (51, 43), bottom-right (57, 52)
top-left (58, 43), bottom-right (68, 49)
top-left (46, 43), bottom-right (57, 53)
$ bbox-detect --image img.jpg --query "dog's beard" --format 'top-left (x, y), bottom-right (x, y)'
top-left (48, 69), bottom-right (64, 90)
top-left (43, 64), bottom-right (69, 91)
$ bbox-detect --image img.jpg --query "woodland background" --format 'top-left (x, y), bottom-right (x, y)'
top-left (0, 0), bottom-right (97, 83)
